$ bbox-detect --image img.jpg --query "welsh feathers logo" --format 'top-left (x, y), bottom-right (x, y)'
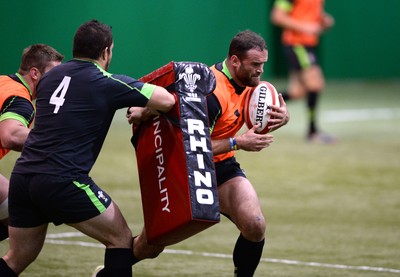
top-left (97, 191), bottom-right (108, 203)
top-left (179, 66), bottom-right (201, 93)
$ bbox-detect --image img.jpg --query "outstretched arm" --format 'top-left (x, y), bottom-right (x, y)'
top-left (0, 119), bottom-right (30, 152)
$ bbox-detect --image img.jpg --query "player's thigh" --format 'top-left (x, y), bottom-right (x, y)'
top-left (218, 177), bottom-right (265, 231)
top-left (288, 71), bottom-right (307, 99)
top-left (69, 201), bottom-right (132, 248)
top-left (301, 65), bottom-right (325, 92)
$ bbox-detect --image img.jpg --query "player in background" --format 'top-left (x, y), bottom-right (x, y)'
top-left (0, 19), bottom-right (175, 277)
top-left (207, 30), bottom-right (289, 276)
top-left (270, 0), bottom-right (336, 143)
top-left (0, 44), bottom-right (64, 241)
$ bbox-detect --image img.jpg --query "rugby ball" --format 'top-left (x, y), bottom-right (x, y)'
top-left (244, 81), bottom-right (280, 134)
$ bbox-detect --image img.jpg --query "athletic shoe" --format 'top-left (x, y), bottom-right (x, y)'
top-left (307, 132), bottom-right (338, 144)
top-left (91, 265), bottom-right (104, 277)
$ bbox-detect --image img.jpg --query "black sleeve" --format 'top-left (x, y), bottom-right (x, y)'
top-left (1, 96), bottom-right (34, 125)
top-left (107, 74), bottom-right (149, 110)
top-left (206, 93), bottom-right (222, 131)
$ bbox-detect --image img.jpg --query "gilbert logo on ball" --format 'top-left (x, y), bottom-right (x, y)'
top-left (244, 81), bottom-right (280, 134)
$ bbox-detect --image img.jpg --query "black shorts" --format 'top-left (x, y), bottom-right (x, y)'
top-left (283, 45), bottom-right (319, 71)
top-left (214, 156), bottom-right (246, 186)
top-left (8, 173), bottom-right (112, 227)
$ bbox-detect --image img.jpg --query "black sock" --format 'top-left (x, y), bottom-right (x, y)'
top-left (0, 258), bottom-right (17, 277)
top-left (233, 234), bottom-right (265, 277)
top-left (307, 91), bottom-right (319, 135)
top-left (100, 248), bottom-right (133, 277)
top-left (0, 223), bottom-right (8, 241)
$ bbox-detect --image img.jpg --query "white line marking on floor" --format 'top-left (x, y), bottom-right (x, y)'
top-left (46, 232), bottom-right (85, 239)
top-left (45, 233), bottom-right (400, 274)
top-left (322, 108), bottom-right (400, 122)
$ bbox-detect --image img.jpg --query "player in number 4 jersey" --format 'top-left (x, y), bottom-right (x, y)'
top-left (0, 20), bottom-right (175, 277)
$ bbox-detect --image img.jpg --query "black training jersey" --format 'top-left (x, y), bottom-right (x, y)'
top-left (13, 59), bottom-right (153, 177)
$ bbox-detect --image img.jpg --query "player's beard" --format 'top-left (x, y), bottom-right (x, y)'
top-left (236, 65), bottom-right (261, 87)
top-left (247, 74), bottom-right (261, 87)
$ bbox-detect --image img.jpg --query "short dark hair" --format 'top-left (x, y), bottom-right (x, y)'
top-left (73, 19), bottom-right (113, 60)
top-left (228, 30), bottom-right (267, 60)
top-left (18, 44), bottom-right (64, 75)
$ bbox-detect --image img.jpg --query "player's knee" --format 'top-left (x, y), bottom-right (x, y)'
top-left (308, 80), bottom-right (325, 92)
top-left (241, 215), bottom-right (266, 242)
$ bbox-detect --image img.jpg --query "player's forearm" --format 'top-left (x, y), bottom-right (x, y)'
top-left (147, 86), bottom-right (176, 113)
top-left (0, 126), bottom-right (30, 151)
top-left (211, 137), bottom-right (238, 155)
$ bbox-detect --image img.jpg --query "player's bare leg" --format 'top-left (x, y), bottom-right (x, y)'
top-left (91, 221), bottom-right (164, 276)
top-left (301, 65), bottom-right (325, 93)
top-left (1, 224), bottom-right (48, 275)
top-left (301, 65), bottom-right (338, 143)
top-left (72, 201), bottom-right (134, 277)
top-left (285, 66), bottom-right (337, 143)
top-left (287, 71), bottom-right (307, 100)
top-left (218, 176), bottom-right (266, 276)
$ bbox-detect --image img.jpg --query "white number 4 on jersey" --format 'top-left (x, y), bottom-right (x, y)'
top-left (49, 76), bottom-right (71, 114)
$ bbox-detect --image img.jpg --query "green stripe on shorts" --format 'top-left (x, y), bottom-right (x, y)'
top-left (72, 180), bottom-right (106, 213)
top-left (293, 45), bottom-right (311, 69)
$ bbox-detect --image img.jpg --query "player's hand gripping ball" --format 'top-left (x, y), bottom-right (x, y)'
top-left (244, 81), bottom-right (280, 134)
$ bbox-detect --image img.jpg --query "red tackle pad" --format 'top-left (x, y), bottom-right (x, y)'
top-left (132, 62), bottom-right (220, 246)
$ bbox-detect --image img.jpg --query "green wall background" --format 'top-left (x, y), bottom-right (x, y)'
top-left (1, 0), bottom-right (399, 79)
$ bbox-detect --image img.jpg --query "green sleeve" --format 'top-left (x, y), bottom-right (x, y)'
top-left (274, 0), bottom-right (293, 12)
top-left (0, 112), bottom-right (30, 127)
top-left (141, 83), bottom-right (157, 100)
